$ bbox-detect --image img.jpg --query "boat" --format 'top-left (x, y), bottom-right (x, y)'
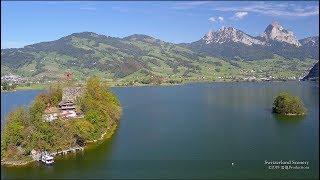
top-left (41, 152), bottom-right (54, 165)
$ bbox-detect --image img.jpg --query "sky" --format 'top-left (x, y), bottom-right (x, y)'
top-left (1, 1), bottom-right (319, 48)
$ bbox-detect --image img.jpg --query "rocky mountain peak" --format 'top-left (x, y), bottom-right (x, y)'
top-left (220, 26), bottom-right (236, 32)
top-left (271, 21), bottom-right (281, 28)
top-left (203, 27), bottom-right (265, 46)
top-left (300, 36), bottom-right (319, 47)
top-left (204, 30), bottom-right (215, 44)
top-left (262, 22), bottom-right (301, 47)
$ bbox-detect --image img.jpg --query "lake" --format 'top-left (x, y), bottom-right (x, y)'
top-left (1, 82), bottom-right (319, 179)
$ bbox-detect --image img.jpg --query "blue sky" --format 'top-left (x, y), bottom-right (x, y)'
top-left (1, 1), bottom-right (319, 48)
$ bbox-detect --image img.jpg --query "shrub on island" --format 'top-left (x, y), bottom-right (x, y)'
top-left (273, 92), bottom-right (307, 115)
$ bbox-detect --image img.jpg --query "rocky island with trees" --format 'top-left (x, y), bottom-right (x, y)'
top-left (273, 92), bottom-right (307, 116)
top-left (1, 76), bottom-right (121, 166)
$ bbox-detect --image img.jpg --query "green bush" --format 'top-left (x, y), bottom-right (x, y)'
top-left (273, 92), bottom-right (307, 115)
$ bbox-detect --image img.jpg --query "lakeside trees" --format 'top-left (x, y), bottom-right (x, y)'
top-left (77, 76), bottom-right (121, 140)
top-left (273, 92), bottom-right (307, 115)
top-left (1, 76), bottom-right (121, 164)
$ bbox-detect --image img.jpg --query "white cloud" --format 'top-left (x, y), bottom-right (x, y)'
top-left (213, 2), bottom-right (319, 17)
top-left (171, 1), bottom-right (211, 10)
top-left (111, 7), bottom-right (152, 14)
top-left (79, 3), bottom-right (97, 11)
top-left (111, 7), bottom-right (130, 13)
top-left (170, 1), bottom-right (318, 17)
top-left (209, 16), bottom-right (224, 23)
top-left (80, 7), bottom-right (96, 11)
top-left (233, 12), bottom-right (248, 20)
top-left (208, 17), bottom-right (216, 22)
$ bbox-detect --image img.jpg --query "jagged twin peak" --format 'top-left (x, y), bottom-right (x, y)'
top-left (203, 27), bottom-right (265, 46)
top-left (261, 21), bottom-right (301, 47)
top-left (203, 22), bottom-right (301, 47)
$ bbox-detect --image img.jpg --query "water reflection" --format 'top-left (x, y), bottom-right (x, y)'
top-left (274, 114), bottom-right (306, 124)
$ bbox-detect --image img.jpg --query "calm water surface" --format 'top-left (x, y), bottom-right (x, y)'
top-left (1, 82), bottom-right (319, 179)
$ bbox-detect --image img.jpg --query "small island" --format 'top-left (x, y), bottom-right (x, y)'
top-left (273, 92), bottom-right (307, 116)
top-left (1, 76), bottom-right (121, 166)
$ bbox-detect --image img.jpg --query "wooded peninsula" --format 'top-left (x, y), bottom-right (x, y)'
top-left (1, 76), bottom-right (121, 166)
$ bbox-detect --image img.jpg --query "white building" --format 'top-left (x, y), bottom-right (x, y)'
top-left (43, 113), bottom-right (58, 122)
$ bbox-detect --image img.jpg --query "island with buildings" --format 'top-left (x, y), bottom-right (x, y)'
top-left (1, 76), bottom-right (121, 166)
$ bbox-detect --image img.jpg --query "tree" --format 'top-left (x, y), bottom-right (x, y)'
top-left (86, 76), bottom-right (102, 100)
top-left (37, 93), bottom-right (50, 106)
top-left (85, 109), bottom-right (100, 124)
top-left (29, 96), bottom-right (46, 123)
top-left (273, 92), bottom-right (307, 115)
top-left (48, 84), bottom-right (63, 106)
top-left (72, 120), bottom-right (95, 140)
top-left (1, 108), bottom-right (26, 150)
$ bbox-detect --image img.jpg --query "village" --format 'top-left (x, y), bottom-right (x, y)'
top-left (0, 66), bottom-right (310, 91)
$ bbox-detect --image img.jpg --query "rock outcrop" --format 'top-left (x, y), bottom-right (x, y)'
top-left (260, 21), bottom-right (301, 47)
top-left (203, 27), bottom-right (265, 46)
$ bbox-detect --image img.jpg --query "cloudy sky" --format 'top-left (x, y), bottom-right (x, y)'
top-left (1, 1), bottom-right (319, 48)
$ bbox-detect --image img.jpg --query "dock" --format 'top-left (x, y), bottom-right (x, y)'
top-left (31, 146), bottom-right (84, 164)
top-left (50, 146), bottom-right (84, 156)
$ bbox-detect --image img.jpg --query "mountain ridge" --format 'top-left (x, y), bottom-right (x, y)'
top-left (2, 22), bottom-right (318, 50)
top-left (186, 22), bottom-right (318, 61)
top-left (260, 21), bottom-right (301, 47)
top-left (1, 22), bottom-right (319, 83)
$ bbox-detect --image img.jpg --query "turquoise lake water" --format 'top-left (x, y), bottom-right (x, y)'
top-left (1, 81), bottom-right (319, 179)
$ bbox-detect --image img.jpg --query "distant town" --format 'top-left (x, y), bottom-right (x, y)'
top-left (0, 71), bottom-right (311, 92)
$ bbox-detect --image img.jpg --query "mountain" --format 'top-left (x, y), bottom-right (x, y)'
top-left (1, 32), bottom-right (207, 81)
top-left (186, 22), bottom-right (318, 61)
top-left (186, 27), bottom-right (271, 60)
top-left (300, 36), bottom-right (319, 47)
top-left (302, 62), bottom-right (319, 81)
top-left (203, 27), bottom-right (265, 46)
top-left (259, 21), bottom-right (301, 47)
top-left (1, 22), bottom-right (319, 83)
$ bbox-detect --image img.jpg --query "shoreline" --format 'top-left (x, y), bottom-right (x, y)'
top-left (1, 158), bottom-right (34, 167)
top-left (1, 122), bottom-right (118, 167)
top-left (1, 79), bottom-right (308, 92)
top-left (281, 113), bottom-right (306, 116)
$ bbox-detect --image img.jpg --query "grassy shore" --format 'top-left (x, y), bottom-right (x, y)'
top-left (15, 84), bottom-right (48, 90)
top-left (1, 84), bottom-right (48, 92)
